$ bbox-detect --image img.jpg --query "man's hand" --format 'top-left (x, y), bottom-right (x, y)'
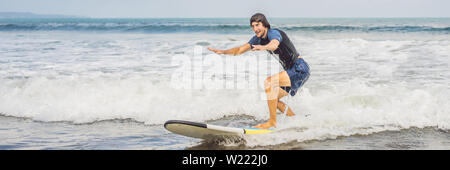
top-left (207, 47), bottom-right (224, 54)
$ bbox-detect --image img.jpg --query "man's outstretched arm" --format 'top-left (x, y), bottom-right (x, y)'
top-left (208, 43), bottom-right (251, 56)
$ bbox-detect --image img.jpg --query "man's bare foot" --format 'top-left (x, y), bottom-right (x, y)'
top-left (254, 121), bottom-right (276, 129)
top-left (286, 112), bottom-right (295, 116)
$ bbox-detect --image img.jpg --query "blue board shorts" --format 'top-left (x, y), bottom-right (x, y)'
top-left (280, 58), bottom-right (310, 96)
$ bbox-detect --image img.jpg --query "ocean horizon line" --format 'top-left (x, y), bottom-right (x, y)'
top-left (1, 12), bottom-right (449, 19)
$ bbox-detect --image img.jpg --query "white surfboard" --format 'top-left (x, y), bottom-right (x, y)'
top-left (164, 120), bottom-right (273, 140)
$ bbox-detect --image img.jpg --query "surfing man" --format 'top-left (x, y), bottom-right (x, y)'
top-left (208, 13), bottom-right (310, 129)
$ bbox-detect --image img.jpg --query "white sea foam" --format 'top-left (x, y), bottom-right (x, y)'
top-left (245, 81), bottom-right (450, 146)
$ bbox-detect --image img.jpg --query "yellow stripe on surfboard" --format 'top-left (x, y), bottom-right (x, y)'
top-left (244, 128), bottom-right (273, 134)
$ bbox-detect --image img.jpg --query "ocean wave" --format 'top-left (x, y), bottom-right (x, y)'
top-left (1, 22), bottom-right (449, 33)
top-left (0, 76), bottom-right (448, 127)
top-left (0, 23), bottom-right (249, 33)
top-left (284, 25), bottom-right (450, 33)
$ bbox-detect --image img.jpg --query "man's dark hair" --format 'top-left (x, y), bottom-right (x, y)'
top-left (250, 13), bottom-right (271, 29)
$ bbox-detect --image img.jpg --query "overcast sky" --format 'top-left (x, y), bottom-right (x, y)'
top-left (0, 0), bottom-right (449, 18)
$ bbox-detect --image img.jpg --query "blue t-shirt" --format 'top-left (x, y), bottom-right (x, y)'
top-left (248, 29), bottom-right (283, 47)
